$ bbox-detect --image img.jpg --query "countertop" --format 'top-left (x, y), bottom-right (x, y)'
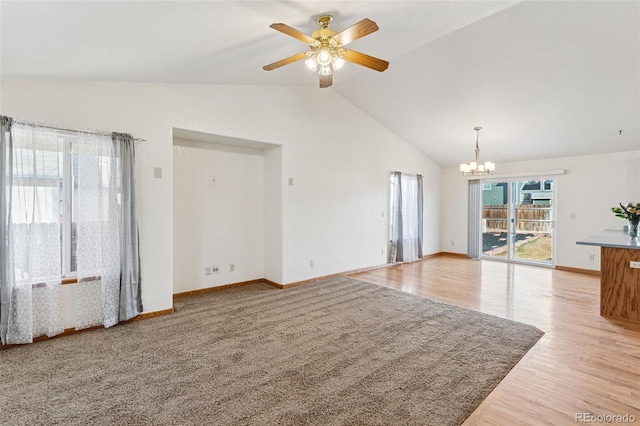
top-left (576, 230), bottom-right (640, 249)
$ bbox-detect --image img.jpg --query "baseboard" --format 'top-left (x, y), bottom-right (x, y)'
top-left (262, 279), bottom-right (283, 289)
top-left (276, 254), bottom-right (471, 288)
top-left (175, 256), bottom-right (466, 292)
top-left (131, 308), bottom-right (174, 320)
top-left (278, 263), bottom-right (395, 289)
top-left (555, 265), bottom-right (601, 276)
top-left (428, 252), bottom-right (469, 259)
top-left (0, 308), bottom-right (174, 350)
top-left (173, 279), bottom-right (268, 298)
top-left (432, 253), bottom-right (603, 276)
top-left (276, 275), bottom-right (339, 289)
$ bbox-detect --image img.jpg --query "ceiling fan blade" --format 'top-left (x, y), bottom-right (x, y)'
top-left (319, 73), bottom-right (333, 89)
top-left (269, 23), bottom-right (317, 45)
top-left (333, 18), bottom-right (379, 46)
top-left (263, 52), bottom-right (309, 71)
top-left (342, 49), bottom-right (389, 72)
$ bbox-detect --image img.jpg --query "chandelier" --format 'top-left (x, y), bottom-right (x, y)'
top-left (460, 126), bottom-right (495, 176)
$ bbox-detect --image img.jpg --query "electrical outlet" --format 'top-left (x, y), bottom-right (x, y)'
top-left (450, 240), bottom-right (455, 246)
top-left (570, 213), bottom-right (576, 220)
top-left (230, 263), bottom-right (235, 272)
top-left (380, 249), bottom-right (384, 255)
top-left (310, 260), bottom-right (314, 268)
top-left (589, 254), bottom-right (595, 261)
top-left (205, 266), bottom-right (212, 275)
top-left (211, 266), bottom-right (219, 274)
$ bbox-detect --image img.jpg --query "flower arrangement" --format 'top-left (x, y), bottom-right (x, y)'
top-left (612, 201), bottom-right (640, 239)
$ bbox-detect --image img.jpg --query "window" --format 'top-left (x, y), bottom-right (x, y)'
top-left (520, 179), bottom-right (553, 204)
top-left (11, 135), bottom-right (70, 278)
top-left (2, 118), bottom-right (142, 344)
top-left (521, 179), bottom-right (553, 191)
top-left (389, 172), bottom-right (423, 263)
top-left (10, 132), bottom-right (110, 279)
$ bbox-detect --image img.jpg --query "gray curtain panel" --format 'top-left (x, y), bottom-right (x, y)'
top-left (417, 174), bottom-right (424, 259)
top-left (391, 171), bottom-right (403, 262)
top-left (0, 116), bottom-right (13, 344)
top-left (112, 133), bottom-right (143, 321)
top-left (467, 179), bottom-right (482, 259)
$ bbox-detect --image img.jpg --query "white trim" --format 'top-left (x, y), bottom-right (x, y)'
top-left (466, 169), bottom-right (565, 181)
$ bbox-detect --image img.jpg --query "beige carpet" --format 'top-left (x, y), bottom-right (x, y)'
top-left (0, 276), bottom-right (543, 425)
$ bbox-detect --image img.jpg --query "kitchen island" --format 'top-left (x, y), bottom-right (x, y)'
top-left (577, 230), bottom-right (640, 322)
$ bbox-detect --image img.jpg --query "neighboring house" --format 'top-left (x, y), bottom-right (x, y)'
top-left (483, 180), bottom-right (554, 205)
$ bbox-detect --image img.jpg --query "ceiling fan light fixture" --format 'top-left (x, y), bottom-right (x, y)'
top-left (316, 49), bottom-right (332, 66)
top-left (263, 15), bottom-right (389, 88)
top-left (332, 55), bottom-right (345, 71)
top-left (318, 65), bottom-right (332, 76)
top-left (305, 57), bottom-right (318, 71)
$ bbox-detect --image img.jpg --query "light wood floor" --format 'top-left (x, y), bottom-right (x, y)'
top-left (350, 255), bottom-right (640, 425)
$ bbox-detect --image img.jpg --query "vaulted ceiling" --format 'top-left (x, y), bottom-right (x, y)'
top-left (1, 1), bottom-right (638, 167)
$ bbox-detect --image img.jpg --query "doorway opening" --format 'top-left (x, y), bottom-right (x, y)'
top-left (481, 178), bottom-right (555, 265)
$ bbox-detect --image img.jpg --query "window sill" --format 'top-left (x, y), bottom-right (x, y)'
top-left (29, 276), bottom-right (100, 288)
top-left (62, 277), bottom-right (77, 285)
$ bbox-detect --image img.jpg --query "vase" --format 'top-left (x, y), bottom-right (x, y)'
top-left (629, 220), bottom-right (639, 242)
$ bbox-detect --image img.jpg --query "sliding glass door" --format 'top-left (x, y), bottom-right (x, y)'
top-left (481, 178), bottom-right (555, 265)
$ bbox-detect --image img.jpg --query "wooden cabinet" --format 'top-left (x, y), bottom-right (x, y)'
top-left (576, 230), bottom-right (640, 323)
top-left (600, 246), bottom-right (640, 322)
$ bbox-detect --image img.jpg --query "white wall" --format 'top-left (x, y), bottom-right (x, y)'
top-left (263, 147), bottom-right (283, 283)
top-left (172, 139), bottom-right (265, 293)
top-left (441, 150), bottom-right (640, 270)
top-left (2, 78), bottom-right (441, 316)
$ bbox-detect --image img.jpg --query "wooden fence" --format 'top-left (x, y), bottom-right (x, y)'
top-left (483, 204), bottom-right (552, 233)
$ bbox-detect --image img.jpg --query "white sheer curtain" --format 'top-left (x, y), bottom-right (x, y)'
top-left (389, 172), bottom-right (424, 263)
top-left (401, 174), bottom-right (420, 261)
top-left (75, 133), bottom-right (121, 329)
top-left (1, 118), bottom-right (142, 345)
top-left (5, 123), bottom-right (64, 344)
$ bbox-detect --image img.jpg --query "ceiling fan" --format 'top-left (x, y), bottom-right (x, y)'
top-left (263, 15), bottom-right (389, 88)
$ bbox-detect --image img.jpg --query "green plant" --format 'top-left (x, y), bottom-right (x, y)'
top-left (612, 202), bottom-right (640, 239)
top-left (611, 201), bottom-right (640, 224)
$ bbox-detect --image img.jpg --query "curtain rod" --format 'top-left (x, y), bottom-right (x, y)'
top-left (13, 119), bottom-right (146, 142)
top-left (391, 171), bottom-right (423, 177)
